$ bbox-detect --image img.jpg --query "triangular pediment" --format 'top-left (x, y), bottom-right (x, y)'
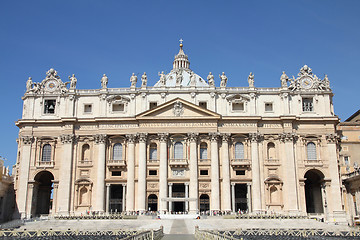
top-left (136, 98), bottom-right (221, 119)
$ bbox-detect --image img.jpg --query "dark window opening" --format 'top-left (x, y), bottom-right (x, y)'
top-left (200, 170), bottom-right (208, 175)
top-left (199, 102), bottom-right (207, 109)
top-left (149, 170), bottom-right (157, 176)
top-left (149, 102), bottom-right (157, 110)
top-left (112, 171), bottom-right (122, 176)
top-left (44, 100), bottom-right (56, 114)
top-left (236, 170), bottom-right (245, 175)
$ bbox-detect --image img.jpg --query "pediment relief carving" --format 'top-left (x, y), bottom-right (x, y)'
top-left (226, 94), bottom-right (250, 102)
top-left (136, 98), bottom-right (221, 119)
top-left (106, 95), bottom-right (130, 103)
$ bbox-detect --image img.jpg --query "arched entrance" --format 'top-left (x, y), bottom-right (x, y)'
top-left (33, 171), bottom-right (54, 215)
top-left (147, 194), bottom-right (158, 211)
top-left (304, 170), bottom-right (324, 214)
top-left (199, 194), bottom-right (210, 213)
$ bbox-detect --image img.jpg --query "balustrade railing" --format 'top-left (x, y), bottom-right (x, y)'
top-left (107, 159), bottom-right (126, 167)
top-left (78, 159), bottom-right (92, 166)
top-left (304, 159), bottom-right (323, 166)
top-left (37, 160), bottom-right (54, 167)
top-left (169, 158), bottom-right (188, 166)
top-left (231, 159), bottom-right (251, 166)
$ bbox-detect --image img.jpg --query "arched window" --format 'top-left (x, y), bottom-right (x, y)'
top-left (267, 142), bottom-right (276, 159)
top-left (82, 144), bottom-right (90, 161)
top-left (42, 144), bottom-right (51, 162)
top-left (234, 142), bottom-right (244, 159)
top-left (174, 142), bottom-right (183, 159)
top-left (79, 186), bottom-right (88, 205)
top-left (200, 142), bottom-right (208, 159)
top-left (113, 143), bottom-right (123, 160)
top-left (307, 142), bottom-right (317, 160)
top-left (149, 143), bottom-right (157, 160)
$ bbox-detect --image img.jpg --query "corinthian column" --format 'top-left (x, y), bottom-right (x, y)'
top-left (210, 132), bottom-right (220, 212)
top-left (58, 134), bottom-right (75, 215)
top-left (137, 133), bottom-right (147, 213)
top-left (93, 134), bottom-right (107, 213)
top-left (188, 132), bottom-right (199, 213)
top-left (126, 134), bottom-right (136, 211)
top-left (17, 136), bottom-right (33, 218)
top-left (250, 133), bottom-right (261, 213)
top-left (158, 133), bottom-right (168, 213)
top-left (221, 133), bottom-right (231, 212)
top-left (281, 133), bottom-right (299, 212)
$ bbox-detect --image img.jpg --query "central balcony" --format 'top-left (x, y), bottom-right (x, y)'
top-left (37, 160), bottom-right (54, 168)
top-left (231, 159), bottom-right (251, 167)
top-left (169, 158), bottom-right (188, 167)
top-left (107, 159), bottom-right (126, 168)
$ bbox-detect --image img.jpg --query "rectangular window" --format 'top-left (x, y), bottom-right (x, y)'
top-left (44, 100), bottom-right (56, 114)
top-left (200, 169), bottom-right (208, 175)
top-left (199, 102), bottom-right (207, 109)
top-left (265, 103), bottom-right (273, 112)
top-left (302, 98), bottom-right (313, 112)
top-left (111, 171), bottom-right (122, 176)
top-left (344, 156), bottom-right (349, 166)
top-left (112, 103), bottom-right (124, 112)
top-left (149, 102), bottom-right (158, 110)
top-left (236, 170), bottom-right (245, 175)
top-left (84, 104), bottom-right (92, 113)
top-left (232, 102), bottom-right (244, 111)
top-left (149, 170), bottom-right (157, 176)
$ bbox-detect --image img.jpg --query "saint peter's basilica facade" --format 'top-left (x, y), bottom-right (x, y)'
top-left (14, 43), bottom-right (345, 222)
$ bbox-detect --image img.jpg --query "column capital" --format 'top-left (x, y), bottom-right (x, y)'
top-left (60, 134), bottom-right (75, 144)
top-left (125, 134), bottom-right (137, 143)
top-left (168, 183), bottom-right (173, 186)
top-left (187, 132), bottom-right (199, 142)
top-left (94, 134), bottom-right (107, 144)
top-left (231, 182), bottom-right (236, 186)
top-left (209, 132), bottom-right (219, 142)
top-left (184, 182), bottom-right (190, 186)
top-left (21, 136), bottom-right (34, 145)
top-left (138, 133), bottom-right (148, 142)
top-left (158, 133), bottom-right (169, 142)
top-left (326, 133), bottom-right (338, 143)
top-left (249, 133), bottom-right (262, 142)
top-left (279, 132), bottom-right (297, 142)
top-left (106, 183), bottom-right (111, 187)
top-left (247, 183), bottom-right (251, 186)
top-left (122, 183), bottom-right (127, 187)
top-left (221, 133), bottom-right (231, 142)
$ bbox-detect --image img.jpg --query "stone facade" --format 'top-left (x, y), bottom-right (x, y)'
top-left (338, 110), bottom-right (360, 225)
top-left (0, 158), bottom-right (14, 222)
top-left (15, 43), bottom-right (345, 222)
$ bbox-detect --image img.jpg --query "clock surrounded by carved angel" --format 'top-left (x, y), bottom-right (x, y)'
top-left (45, 80), bottom-right (58, 91)
top-left (300, 77), bottom-right (313, 89)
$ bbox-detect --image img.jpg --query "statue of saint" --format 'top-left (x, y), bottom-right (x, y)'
top-left (26, 77), bottom-right (33, 92)
top-left (101, 74), bottom-right (108, 89)
top-left (141, 72), bottom-right (147, 87)
top-left (176, 70), bottom-right (183, 85)
top-left (190, 72), bottom-right (196, 86)
top-left (207, 72), bottom-right (215, 87)
top-left (323, 74), bottom-right (330, 89)
top-left (130, 73), bottom-right (137, 87)
top-left (280, 71), bottom-right (288, 88)
top-left (158, 71), bottom-right (166, 86)
top-left (69, 74), bottom-right (77, 89)
top-left (219, 72), bottom-right (227, 87)
top-left (248, 72), bottom-right (254, 87)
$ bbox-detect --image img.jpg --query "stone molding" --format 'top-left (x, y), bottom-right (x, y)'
top-left (279, 133), bottom-right (297, 142)
top-left (249, 133), bottom-right (262, 143)
top-left (326, 133), bottom-right (338, 143)
top-left (221, 133), bottom-right (231, 142)
top-left (94, 134), bottom-right (107, 144)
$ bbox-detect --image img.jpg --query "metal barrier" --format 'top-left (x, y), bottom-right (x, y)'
top-left (0, 228), bottom-right (163, 239)
top-left (196, 228), bottom-right (360, 239)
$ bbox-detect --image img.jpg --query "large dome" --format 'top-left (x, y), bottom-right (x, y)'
top-left (154, 42), bottom-right (209, 87)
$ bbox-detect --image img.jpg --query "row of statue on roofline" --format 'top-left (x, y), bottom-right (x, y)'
top-left (25, 65), bottom-right (330, 93)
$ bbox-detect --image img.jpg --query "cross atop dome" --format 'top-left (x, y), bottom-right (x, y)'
top-left (179, 38), bottom-right (183, 48)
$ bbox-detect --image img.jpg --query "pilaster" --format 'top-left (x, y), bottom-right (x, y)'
top-left (57, 134), bottom-right (75, 215)
top-left (209, 132), bottom-right (220, 212)
top-left (158, 133), bottom-right (168, 213)
top-left (250, 133), bottom-right (262, 212)
top-left (221, 133), bottom-right (231, 211)
top-left (188, 132), bottom-right (199, 213)
top-left (94, 134), bottom-right (107, 213)
top-left (126, 134), bottom-right (136, 211)
top-left (137, 133), bottom-right (147, 213)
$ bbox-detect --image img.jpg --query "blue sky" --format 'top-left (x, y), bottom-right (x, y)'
top-left (1, 0), bottom-right (359, 168)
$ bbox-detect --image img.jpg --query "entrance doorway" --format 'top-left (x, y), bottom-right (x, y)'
top-left (304, 170), bottom-right (324, 213)
top-left (235, 184), bottom-right (248, 212)
top-left (148, 194), bottom-right (158, 211)
top-left (199, 194), bottom-right (210, 213)
top-left (109, 185), bottom-right (123, 212)
top-left (172, 183), bottom-right (185, 212)
top-left (33, 171), bottom-right (54, 215)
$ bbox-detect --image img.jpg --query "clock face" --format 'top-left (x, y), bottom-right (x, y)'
top-left (46, 80), bottom-right (58, 91)
top-left (301, 77), bottom-right (313, 89)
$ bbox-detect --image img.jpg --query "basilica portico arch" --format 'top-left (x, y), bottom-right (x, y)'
top-left (32, 171), bottom-right (54, 216)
